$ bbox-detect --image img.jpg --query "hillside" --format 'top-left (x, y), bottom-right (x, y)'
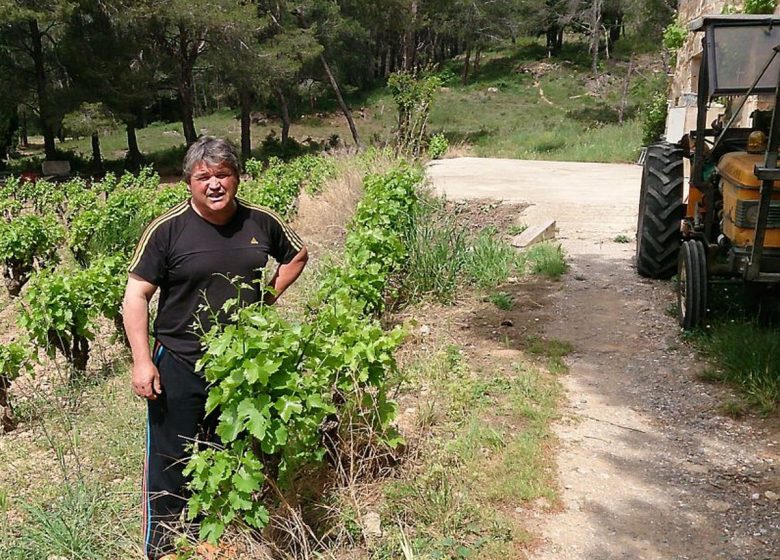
top-left (18, 37), bottom-right (666, 175)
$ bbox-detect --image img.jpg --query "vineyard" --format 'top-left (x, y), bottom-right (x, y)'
top-left (0, 150), bottom-right (567, 559)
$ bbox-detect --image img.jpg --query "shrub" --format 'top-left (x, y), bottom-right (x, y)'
top-left (19, 256), bottom-right (125, 373)
top-left (744, 0), bottom-right (777, 14)
top-left (0, 341), bottom-right (33, 432)
top-left (0, 215), bottom-right (63, 297)
top-left (642, 90), bottom-right (668, 145)
top-left (662, 22), bottom-right (687, 51)
top-left (428, 133), bottom-right (449, 160)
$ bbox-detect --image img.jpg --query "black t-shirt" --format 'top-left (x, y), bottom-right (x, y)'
top-left (128, 198), bottom-right (303, 367)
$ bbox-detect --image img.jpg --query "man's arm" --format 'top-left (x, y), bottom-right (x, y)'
top-left (266, 246), bottom-right (309, 304)
top-left (123, 273), bottom-right (161, 399)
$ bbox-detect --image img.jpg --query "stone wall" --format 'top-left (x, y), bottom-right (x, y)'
top-left (667, 1), bottom-right (780, 142)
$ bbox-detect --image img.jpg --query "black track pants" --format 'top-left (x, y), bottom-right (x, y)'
top-left (142, 344), bottom-right (218, 559)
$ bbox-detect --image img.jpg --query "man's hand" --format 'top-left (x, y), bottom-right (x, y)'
top-left (132, 360), bottom-right (162, 399)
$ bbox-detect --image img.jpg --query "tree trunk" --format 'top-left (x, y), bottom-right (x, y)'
top-left (474, 47), bottom-right (482, 78)
top-left (320, 55), bottom-right (360, 149)
top-left (20, 106), bottom-right (28, 148)
top-left (91, 132), bottom-right (103, 172)
top-left (3, 261), bottom-right (31, 298)
top-left (276, 87), bottom-right (291, 145)
top-left (29, 19), bottom-right (56, 159)
top-left (238, 86), bottom-right (252, 162)
top-left (126, 123), bottom-right (143, 170)
top-left (0, 375), bottom-right (15, 433)
top-left (462, 46), bottom-right (472, 85)
top-left (403, 1), bottom-right (418, 72)
top-left (590, 0), bottom-right (603, 75)
top-left (179, 83), bottom-right (198, 146)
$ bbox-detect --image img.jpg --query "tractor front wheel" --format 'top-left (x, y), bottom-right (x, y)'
top-left (678, 240), bottom-right (708, 330)
top-left (636, 142), bottom-right (685, 279)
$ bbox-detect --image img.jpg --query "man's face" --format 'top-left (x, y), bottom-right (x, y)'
top-left (188, 161), bottom-right (239, 223)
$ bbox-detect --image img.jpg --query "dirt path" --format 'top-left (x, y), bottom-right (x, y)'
top-left (429, 158), bottom-right (780, 560)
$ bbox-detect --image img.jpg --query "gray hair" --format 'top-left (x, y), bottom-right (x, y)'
top-left (182, 137), bottom-right (241, 182)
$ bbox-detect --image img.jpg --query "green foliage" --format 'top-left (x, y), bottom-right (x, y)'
top-left (489, 292), bottom-right (513, 311)
top-left (1, 482), bottom-right (109, 560)
top-left (0, 215), bottom-right (62, 270)
top-left (693, 321), bottom-right (780, 414)
top-left (241, 155), bottom-right (335, 220)
top-left (400, 199), bottom-right (467, 304)
top-left (428, 133), bottom-right (449, 160)
top-left (464, 227), bottom-right (518, 289)
top-left (521, 243), bottom-right (568, 279)
top-left (389, 72), bottom-right (443, 158)
top-left (0, 177), bottom-right (23, 219)
top-left (68, 169), bottom-right (186, 265)
top-left (662, 21), bottom-right (687, 51)
top-left (0, 341), bottom-right (32, 384)
top-left (744, 0), bottom-right (777, 14)
top-left (188, 166), bottom-right (421, 541)
top-left (613, 234), bottom-right (631, 243)
top-left (19, 256), bottom-right (125, 371)
top-left (642, 90), bottom-right (668, 145)
top-left (0, 215), bottom-right (63, 295)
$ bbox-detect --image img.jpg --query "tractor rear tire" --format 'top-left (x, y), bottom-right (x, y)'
top-left (678, 240), bottom-right (708, 330)
top-left (636, 142), bottom-right (685, 279)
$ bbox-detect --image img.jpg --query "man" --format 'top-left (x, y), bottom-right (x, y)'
top-left (123, 137), bottom-right (308, 559)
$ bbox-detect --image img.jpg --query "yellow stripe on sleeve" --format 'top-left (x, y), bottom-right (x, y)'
top-left (128, 201), bottom-right (190, 272)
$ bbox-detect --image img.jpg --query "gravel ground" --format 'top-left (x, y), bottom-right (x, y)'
top-left (430, 157), bottom-right (780, 560)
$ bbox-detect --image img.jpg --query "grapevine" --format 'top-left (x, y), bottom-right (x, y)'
top-left (0, 215), bottom-right (64, 297)
top-left (186, 166), bottom-right (421, 542)
top-left (0, 341), bottom-right (33, 433)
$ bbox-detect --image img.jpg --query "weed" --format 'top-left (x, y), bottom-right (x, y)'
top-left (507, 223), bottom-right (528, 236)
top-left (489, 291), bottom-right (513, 310)
top-left (693, 320), bottom-right (780, 414)
top-left (521, 242), bottom-right (567, 279)
top-left (719, 398), bottom-right (748, 419)
top-left (1, 481), bottom-right (137, 560)
top-left (525, 336), bottom-right (573, 374)
top-left (400, 198), bottom-right (468, 303)
top-left (445, 415), bottom-right (506, 465)
top-left (464, 227), bottom-right (518, 289)
top-left (613, 234), bottom-right (632, 243)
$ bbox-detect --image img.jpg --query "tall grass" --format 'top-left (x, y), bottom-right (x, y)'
top-left (399, 199), bottom-right (467, 304)
top-left (463, 227), bottom-right (518, 289)
top-left (695, 321), bottom-right (780, 415)
top-left (521, 242), bottom-right (568, 279)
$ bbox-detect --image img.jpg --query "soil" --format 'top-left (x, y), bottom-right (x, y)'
top-left (429, 158), bottom-right (780, 560)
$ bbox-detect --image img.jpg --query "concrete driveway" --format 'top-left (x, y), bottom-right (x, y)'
top-left (427, 157), bottom-right (643, 243)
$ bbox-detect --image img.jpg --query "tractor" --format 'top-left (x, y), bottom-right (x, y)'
top-left (636, 14), bottom-right (780, 329)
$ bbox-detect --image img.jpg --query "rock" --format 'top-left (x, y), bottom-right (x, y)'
top-left (707, 499), bottom-right (732, 513)
top-left (511, 220), bottom-right (556, 248)
top-left (500, 319), bottom-right (514, 327)
top-left (362, 511), bottom-right (382, 538)
top-left (487, 87), bottom-right (499, 93)
top-left (420, 325), bottom-right (431, 336)
top-left (765, 491), bottom-right (779, 501)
